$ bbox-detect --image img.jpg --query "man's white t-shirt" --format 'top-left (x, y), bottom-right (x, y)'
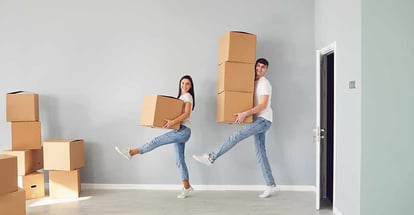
top-left (179, 93), bottom-right (193, 128)
top-left (254, 77), bottom-right (273, 122)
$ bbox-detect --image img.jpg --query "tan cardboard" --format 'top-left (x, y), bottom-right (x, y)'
top-left (43, 139), bottom-right (84, 171)
top-left (217, 91), bottom-right (253, 123)
top-left (11, 121), bottom-right (42, 150)
top-left (218, 61), bottom-right (255, 93)
top-left (0, 188), bottom-right (26, 215)
top-left (18, 172), bottom-right (45, 200)
top-left (218, 31), bottom-right (256, 65)
top-left (49, 169), bottom-right (81, 198)
top-left (140, 95), bottom-right (184, 130)
top-left (0, 154), bottom-right (18, 195)
top-left (3, 148), bottom-right (43, 175)
top-left (6, 91), bottom-right (39, 122)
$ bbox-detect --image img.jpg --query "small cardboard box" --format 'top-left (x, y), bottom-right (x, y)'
top-left (49, 169), bottom-right (81, 198)
top-left (11, 121), bottom-right (42, 150)
top-left (140, 95), bottom-right (184, 130)
top-left (0, 154), bottom-right (18, 195)
top-left (3, 148), bottom-right (43, 175)
top-left (6, 91), bottom-right (39, 122)
top-left (217, 91), bottom-right (253, 123)
top-left (43, 139), bottom-right (84, 171)
top-left (218, 61), bottom-right (255, 93)
top-left (0, 188), bottom-right (26, 215)
top-left (218, 31), bottom-right (256, 65)
top-left (18, 172), bottom-right (45, 200)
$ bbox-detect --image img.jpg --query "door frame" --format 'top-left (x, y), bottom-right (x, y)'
top-left (315, 42), bottom-right (337, 210)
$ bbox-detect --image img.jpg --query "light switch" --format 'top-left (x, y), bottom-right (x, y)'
top-left (349, 80), bottom-right (356, 89)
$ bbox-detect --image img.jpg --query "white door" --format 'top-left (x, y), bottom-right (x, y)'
top-left (315, 50), bottom-right (322, 210)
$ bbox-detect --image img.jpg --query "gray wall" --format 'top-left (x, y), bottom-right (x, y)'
top-left (361, 0), bottom-right (414, 214)
top-left (0, 0), bottom-right (315, 186)
top-left (315, 0), bottom-right (361, 214)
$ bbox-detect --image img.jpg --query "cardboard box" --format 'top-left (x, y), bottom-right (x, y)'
top-left (43, 139), bottom-right (84, 171)
top-left (18, 172), bottom-right (45, 200)
top-left (11, 121), bottom-right (42, 150)
top-left (0, 154), bottom-right (17, 195)
top-left (0, 188), bottom-right (26, 215)
top-left (0, 154), bottom-right (18, 195)
top-left (218, 61), bottom-right (255, 93)
top-left (49, 169), bottom-right (81, 198)
top-left (140, 95), bottom-right (184, 130)
top-left (3, 148), bottom-right (43, 175)
top-left (6, 91), bottom-right (39, 122)
top-left (218, 31), bottom-right (256, 65)
top-left (217, 91), bottom-right (253, 123)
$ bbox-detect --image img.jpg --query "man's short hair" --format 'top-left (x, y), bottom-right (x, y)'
top-left (255, 58), bottom-right (269, 67)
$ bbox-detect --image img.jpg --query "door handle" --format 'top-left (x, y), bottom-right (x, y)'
top-left (320, 128), bottom-right (325, 139)
top-left (313, 127), bottom-right (326, 142)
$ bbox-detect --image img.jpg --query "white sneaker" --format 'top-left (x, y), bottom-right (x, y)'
top-left (192, 154), bottom-right (213, 166)
top-left (259, 185), bottom-right (278, 198)
top-left (115, 146), bottom-right (132, 160)
top-left (177, 187), bottom-right (193, 199)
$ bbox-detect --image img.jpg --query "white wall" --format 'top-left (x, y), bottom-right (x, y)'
top-left (315, 0), bottom-right (361, 214)
top-left (361, 0), bottom-right (414, 214)
top-left (0, 0), bottom-right (315, 187)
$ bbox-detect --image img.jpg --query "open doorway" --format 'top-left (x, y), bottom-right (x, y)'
top-left (315, 42), bottom-right (336, 210)
top-left (320, 52), bottom-right (334, 208)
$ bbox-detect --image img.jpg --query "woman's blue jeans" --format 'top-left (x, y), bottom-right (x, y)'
top-left (210, 117), bottom-right (275, 186)
top-left (138, 125), bottom-right (191, 181)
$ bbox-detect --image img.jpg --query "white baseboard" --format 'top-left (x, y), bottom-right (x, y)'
top-left (333, 206), bottom-right (343, 215)
top-left (81, 183), bottom-right (315, 192)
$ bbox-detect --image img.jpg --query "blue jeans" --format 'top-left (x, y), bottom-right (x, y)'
top-left (210, 117), bottom-right (275, 186)
top-left (138, 125), bottom-right (191, 181)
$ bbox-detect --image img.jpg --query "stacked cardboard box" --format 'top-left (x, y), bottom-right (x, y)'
top-left (4, 91), bottom-right (45, 200)
top-left (217, 31), bottom-right (256, 123)
top-left (43, 139), bottom-right (84, 198)
top-left (140, 95), bottom-right (184, 130)
top-left (0, 154), bottom-right (26, 215)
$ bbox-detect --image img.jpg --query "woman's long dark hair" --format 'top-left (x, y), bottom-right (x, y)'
top-left (177, 75), bottom-right (195, 110)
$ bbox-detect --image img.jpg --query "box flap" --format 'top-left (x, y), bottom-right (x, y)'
top-left (7, 91), bottom-right (34, 94)
top-left (230, 31), bottom-right (255, 35)
top-left (158, 95), bottom-right (177, 99)
top-left (45, 139), bottom-right (84, 143)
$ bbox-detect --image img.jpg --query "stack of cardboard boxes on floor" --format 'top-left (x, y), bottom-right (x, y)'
top-left (0, 154), bottom-right (26, 215)
top-left (3, 91), bottom-right (45, 201)
top-left (43, 139), bottom-right (85, 198)
top-left (217, 31), bottom-right (257, 123)
top-left (2, 91), bottom-right (85, 200)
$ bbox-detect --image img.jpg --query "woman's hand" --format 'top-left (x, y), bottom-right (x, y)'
top-left (234, 111), bottom-right (249, 124)
top-left (163, 119), bottom-right (175, 129)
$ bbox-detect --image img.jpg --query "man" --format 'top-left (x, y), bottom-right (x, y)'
top-left (193, 58), bottom-right (277, 198)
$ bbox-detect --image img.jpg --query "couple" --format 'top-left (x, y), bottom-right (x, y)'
top-left (115, 58), bottom-right (277, 199)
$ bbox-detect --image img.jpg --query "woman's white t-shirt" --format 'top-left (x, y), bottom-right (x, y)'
top-left (179, 93), bottom-right (193, 128)
top-left (254, 77), bottom-right (273, 122)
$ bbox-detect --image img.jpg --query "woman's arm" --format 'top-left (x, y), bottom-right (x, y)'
top-left (163, 102), bottom-right (191, 129)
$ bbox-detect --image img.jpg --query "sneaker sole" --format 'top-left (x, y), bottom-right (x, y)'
top-left (115, 147), bottom-right (131, 160)
top-left (192, 155), bottom-right (212, 166)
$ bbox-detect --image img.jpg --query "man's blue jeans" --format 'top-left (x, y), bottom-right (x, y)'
top-left (210, 117), bottom-right (275, 186)
top-left (139, 125), bottom-right (191, 181)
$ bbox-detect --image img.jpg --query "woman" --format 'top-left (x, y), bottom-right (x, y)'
top-left (115, 75), bottom-right (195, 199)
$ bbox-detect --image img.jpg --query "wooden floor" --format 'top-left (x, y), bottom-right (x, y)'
top-left (26, 189), bottom-right (334, 215)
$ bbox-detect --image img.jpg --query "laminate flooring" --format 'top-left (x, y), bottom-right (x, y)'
top-left (26, 189), bottom-right (334, 215)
